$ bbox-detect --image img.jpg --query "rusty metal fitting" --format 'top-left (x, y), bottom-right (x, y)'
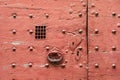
top-left (95, 46), bottom-right (99, 51)
top-left (82, 2), bottom-right (86, 7)
top-left (45, 46), bottom-right (50, 51)
top-left (28, 29), bottom-right (33, 34)
top-left (91, 3), bottom-right (95, 7)
top-left (112, 12), bottom-right (116, 16)
top-left (79, 13), bottom-right (82, 17)
top-left (62, 30), bottom-right (66, 34)
top-left (12, 47), bottom-right (16, 52)
top-left (45, 13), bottom-right (49, 18)
top-left (61, 63), bottom-right (66, 68)
top-left (95, 12), bottom-right (99, 17)
top-left (112, 46), bottom-right (116, 51)
top-left (12, 29), bottom-right (16, 34)
top-left (29, 14), bottom-right (33, 18)
top-left (94, 29), bottom-right (99, 34)
top-left (12, 13), bottom-right (17, 19)
top-left (28, 62), bottom-right (33, 68)
top-left (79, 64), bottom-right (83, 68)
top-left (112, 64), bottom-right (116, 69)
top-left (112, 30), bottom-right (116, 34)
top-left (117, 23), bottom-right (120, 28)
top-left (45, 63), bottom-right (49, 68)
top-left (47, 51), bottom-right (63, 64)
top-left (29, 46), bottom-right (34, 51)
top-left (78, 46), bottom-right (83, 51)
top-left (78, 29), bottom-right (83, 34)
top-left (95, 63), bottom-right (99, 68)
top-left (118, 14), bottom-right (120, 18)
top-left (11, 63), bottom-right (16, 68)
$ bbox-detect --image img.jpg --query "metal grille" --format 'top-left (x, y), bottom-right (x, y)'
top-left (35, 26), bottom-right (46, 39)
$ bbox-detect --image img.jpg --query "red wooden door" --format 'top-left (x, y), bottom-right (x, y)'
top-left (0, 0), bottom-right (120, 80)
top-left (88, 0), bottom-right (120, 80)
top-left (0, 0), bottom-right (88, 80)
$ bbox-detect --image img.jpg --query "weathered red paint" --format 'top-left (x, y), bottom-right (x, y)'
top-left (0, 0), bottom-right (87, 80)
top-left (88, 0), bottom-right (120, 80)
top-left (0, 0), bottom-right (120, 80)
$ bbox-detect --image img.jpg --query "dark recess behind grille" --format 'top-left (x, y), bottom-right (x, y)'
top-left (35, 26), bottom-right (46, 39)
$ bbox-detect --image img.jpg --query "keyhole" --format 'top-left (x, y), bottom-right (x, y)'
top-left (77, 51), bottom-right (80, 56)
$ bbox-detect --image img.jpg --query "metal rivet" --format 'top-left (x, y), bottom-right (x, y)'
top-left (112, 64), bottom-right (116, 69)
top-left (28, 62), bottom-right (33, 68)
top-left (112, 30), bottom-right (116, 34)
top-left (79, 64), bottom-right (83, 68)
top-left (45, 63), bottom-right (49, 68)
top-left (112, 46), bottom-right (116, 51)
top-left (82, 2), bottom-right (86, 7)
top-left (29, 14), bottom-right (33, 18)
top-left (62, 30), bottom-right (66, 34)
top-left (12, 13), bottom-right (17, 19)
top-left (80, 0), bottom-right (83, 3)
top-left (69, 9), bottom-right (73, 14)
top-left (29, 46), bottom-right (34, 51)
top-left (112, 12), bottom-right (116, 16)
top-left (65, 60), bottom-right (68, 63)
top-left (78, 29), bottom-right (83, 34)
top-left (95, 63), bottom-right (99, 68)
top-left (91, 3), bottom-right (95, 7)
top-left (78, 46), bottom-right (83, 51)
top-left (79, 13), bottom-right (82, 17)
top-left (11, 63), bottom-right (16, 68)
top-left (45, 46), bottom-right (50, 51)
top-left (95, 46), bottom-right (99, 51)
top-left (12, 47), bottom-right (16, 52)
top-left (61, 64), bottom-right (66, 68)
top-left (117, 23), bottom-right (120, 28)
top-left (12, 29), bottom-right (16, 34)
top-left (28, 29), bottom-right (33, 34)
top-left (118, 14), bottom-right (120, 18)
top-left (94, 29), bottom-right (99, 34)
top-left (95, 12), bottom-right (99, 17)
top-left (45, 14), bottom-right (49, 18)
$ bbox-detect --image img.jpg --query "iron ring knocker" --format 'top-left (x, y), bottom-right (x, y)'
top-left (47, 51), bottom-right (63, 64)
